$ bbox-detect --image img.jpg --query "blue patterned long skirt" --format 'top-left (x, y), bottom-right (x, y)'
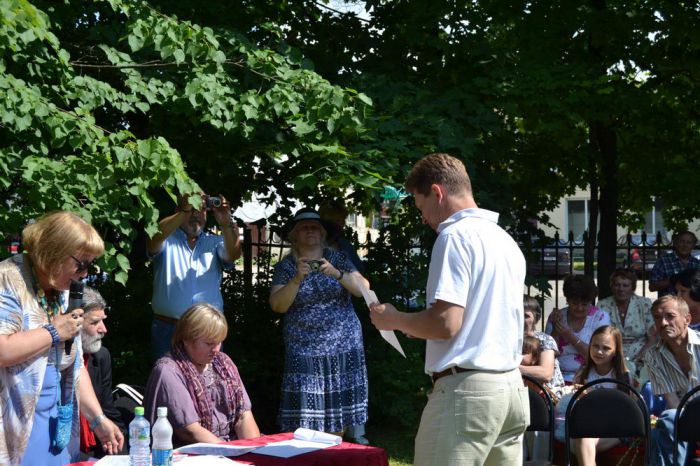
top-left (279, 348), bottom-right (368, 433)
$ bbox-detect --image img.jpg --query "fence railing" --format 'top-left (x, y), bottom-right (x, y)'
top-left (239, 226), bottom-right (675, 310)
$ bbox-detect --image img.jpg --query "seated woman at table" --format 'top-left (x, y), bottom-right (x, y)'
top-left (144, 303), bottom-right (260, 446)
top-left (546, 275), bottom-right (611, 383)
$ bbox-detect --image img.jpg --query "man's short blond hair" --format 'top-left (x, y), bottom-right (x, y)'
top-left (651, 295), bottom-right (690, 316)
top-left (22, 211), bottom-right (104, 287)
top-left (405, 153), bottom-right (472, 196)
top-left (172, 303), bottom-right (228, 348)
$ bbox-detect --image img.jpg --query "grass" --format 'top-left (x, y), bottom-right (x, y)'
top-left (365, 424), bottom-right (415, 466)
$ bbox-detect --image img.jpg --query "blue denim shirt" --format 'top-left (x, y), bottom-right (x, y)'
top-left (150, 228), bottom-right (232, 318)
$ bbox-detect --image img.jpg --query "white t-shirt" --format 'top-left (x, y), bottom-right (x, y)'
top-left (587, 367), bottom-right (617, 389)
top-left (424, 208), bottom-right (526, 374)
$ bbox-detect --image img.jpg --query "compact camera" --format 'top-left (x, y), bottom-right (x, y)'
top-left (305, 259), bottom-right (323, 271)
top-left (206, 196), bottom-right (222, 209)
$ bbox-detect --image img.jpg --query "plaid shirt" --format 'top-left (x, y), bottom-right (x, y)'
top-left (650, 251), bottom-right (700, 296)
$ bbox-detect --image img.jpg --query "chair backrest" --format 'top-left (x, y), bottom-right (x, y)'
top-left (673, 384), bottom-right (700, 466)
top-left (564, 378), bottom-right (650, 466)
top-left (523, 375), bottom-right (555, 463)
top-left (112, 383), bottom-right (145, 433)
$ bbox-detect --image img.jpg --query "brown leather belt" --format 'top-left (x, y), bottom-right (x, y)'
top-left (431, 367), bottom-right (474, 384)
top-left (153, 314), bottom-right (179, 325)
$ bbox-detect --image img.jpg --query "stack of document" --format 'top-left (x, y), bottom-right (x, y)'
top-left (252, 428), bottom-right (342, 458)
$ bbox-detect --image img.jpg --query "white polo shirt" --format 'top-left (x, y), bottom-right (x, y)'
top-left (424, 208), bottom-right (526, 374)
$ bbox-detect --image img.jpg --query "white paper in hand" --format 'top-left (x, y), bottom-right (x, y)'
top-left (360, 285), bottom-right (406, 357)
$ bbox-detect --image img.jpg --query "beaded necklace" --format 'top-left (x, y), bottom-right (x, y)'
top-left (26, 255), bottom-right (64, 323)
top-left (35, 287), bottom-right (63, 322)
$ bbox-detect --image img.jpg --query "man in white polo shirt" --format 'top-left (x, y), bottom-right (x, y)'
top-left (370, 153), bottom-right (528, 465)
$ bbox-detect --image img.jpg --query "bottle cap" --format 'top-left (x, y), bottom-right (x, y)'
top-left (134, 406), bottom-right (145, 416)
top-left (157, 406), bottom-right (168, 417)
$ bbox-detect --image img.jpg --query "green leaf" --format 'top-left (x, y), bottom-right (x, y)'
top-left (127, 34), bottom-right (144, 52)
top-left (114, 270), bottom-right (128, 286)
top-left (173, 49), bottom-right (185, 64)
top-left (291, 120), bottom-right (315, 136)
top-left (115, 253), bottom-right (131, 272)
top-left (212, 50), bottom-right (226, 63)
top-left (357, 93), bottom-right (373, 106)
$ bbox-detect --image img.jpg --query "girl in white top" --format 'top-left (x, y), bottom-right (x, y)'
top-left (573, 325), bottom-right (631, 466)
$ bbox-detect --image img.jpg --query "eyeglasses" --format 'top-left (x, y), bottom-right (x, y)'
top-left (71, 255), bottom-right (94, 272)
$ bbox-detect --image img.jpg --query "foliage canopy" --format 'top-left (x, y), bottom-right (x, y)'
top-left (0, 0), bottom-right (377, 283)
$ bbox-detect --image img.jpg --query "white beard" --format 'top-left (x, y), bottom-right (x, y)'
top-left (82, 332), bottom-right (103, 354)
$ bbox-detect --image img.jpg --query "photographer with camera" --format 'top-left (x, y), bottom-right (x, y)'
top-left (269, 207), bottom-right (370, 438)
top-left (147, 192), bottom-right (240, 359)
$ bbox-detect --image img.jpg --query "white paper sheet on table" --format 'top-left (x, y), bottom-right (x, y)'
top-left (252, 428), bottom-right (342, 458)
top-left (94, 456), bottom-right (129, 466)
top-left (360, 285), bottom-right (406, 357)
top-left (174, 442), bottom-right (258, 457)
top-left (174, 455), bottom-right (248, 465)
top-left (294, 427), bottom-right (342, 445)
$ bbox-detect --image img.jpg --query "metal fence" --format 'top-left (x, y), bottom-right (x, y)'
top-left (240, 227), bottom-right (675, 310)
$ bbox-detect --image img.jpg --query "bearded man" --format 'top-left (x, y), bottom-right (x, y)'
top-left (79, 287), bottom-right (125, 458)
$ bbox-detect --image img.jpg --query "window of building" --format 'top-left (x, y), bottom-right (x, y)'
top-left (567, 200), bottom-right (588, 239)
top-left (567, 198), bottom-right (665, 240)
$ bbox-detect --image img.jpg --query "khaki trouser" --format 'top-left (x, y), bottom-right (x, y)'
top-left (414, 368), bottom-right (530, 466)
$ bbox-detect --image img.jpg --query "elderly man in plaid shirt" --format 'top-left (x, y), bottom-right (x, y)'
top-left (649, 231), bottom-right (700, 297)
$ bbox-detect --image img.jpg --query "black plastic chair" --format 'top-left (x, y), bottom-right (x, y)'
top-left (564, 378), bottom-right (650, 466)
top-left (523, 375), bottom-right (555, 465)
top-left (112, 383), bottom-right (145, 430)
top-left (674, 384), bottom-right (700, 466)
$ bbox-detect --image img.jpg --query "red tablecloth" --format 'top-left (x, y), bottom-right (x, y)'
top-left (68, 432), bottom-right (388, 466)
top-left (230, 432), bottom-right (388, 466)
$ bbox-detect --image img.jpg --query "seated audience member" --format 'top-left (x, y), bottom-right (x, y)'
top-left (672, 268), bottom-right (700, 331)
top-left (80, 287), bottom-right (125, 458)
top-left (522, 335), bottom-right (541, 367)
top-left (521, 296), bottom-right (565, 394)
top-left (597, 269), bottom-right (655, 383)
top-left (649, 231), bottom-right (699, 297)
top-left (144, 303), bottom-right (260, 447)
top-left (572, 326), bottom-right (631, 466)
top-left (546, 275), bottom-right (611, 383)
top-left (643, 296), bottom-right (700, 466)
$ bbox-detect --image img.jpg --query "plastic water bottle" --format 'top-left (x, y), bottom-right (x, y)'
top-left (151, 406), bottom-right (173, 466)
top-left (129, 406), bottom-right (151, 466)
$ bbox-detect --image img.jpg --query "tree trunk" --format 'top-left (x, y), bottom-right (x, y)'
top-left (587, 0), bottom-right (618, 299)
top-left (592, 121), bottom-right (619, 299)
top-left (585, 140), bottom-right (599, 280)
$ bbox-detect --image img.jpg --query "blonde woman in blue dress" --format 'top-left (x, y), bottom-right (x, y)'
top-left (0, 212), bottom-right (124, 465)
top-left (270, 208), bottom-right (370, 436)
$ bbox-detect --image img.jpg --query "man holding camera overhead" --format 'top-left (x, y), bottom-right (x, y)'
top-left (147, 192), bottom-right (240, 359)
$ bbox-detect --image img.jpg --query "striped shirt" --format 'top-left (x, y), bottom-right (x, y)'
top-left (643, 329), bottom-right (700, 397)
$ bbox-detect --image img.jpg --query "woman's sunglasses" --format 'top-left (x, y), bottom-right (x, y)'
top-left (71, 255), bottom-right (94, 272)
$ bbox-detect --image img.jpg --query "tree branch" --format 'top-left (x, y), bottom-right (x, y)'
top-left (311, 0), bottom-right (371, 24)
